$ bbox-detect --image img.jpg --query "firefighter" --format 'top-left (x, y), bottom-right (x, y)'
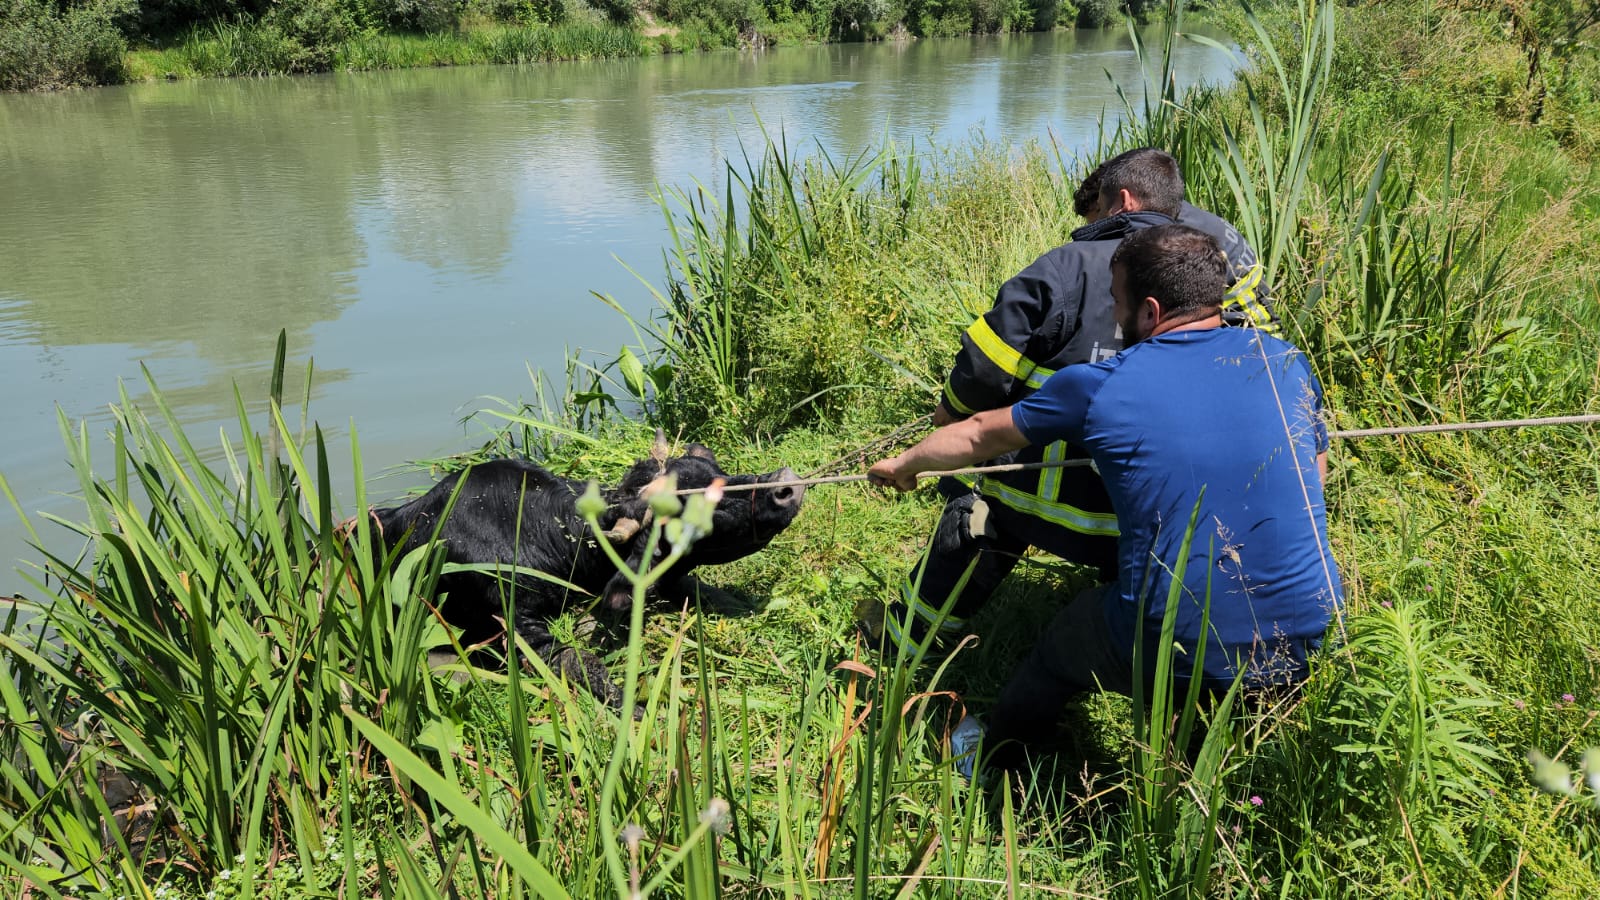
top-left (869, 224), bottom-right (1341, 774)
top-left (860, 147), bottom-right (1276, 654)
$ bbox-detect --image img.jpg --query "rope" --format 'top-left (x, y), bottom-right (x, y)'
top-left (675, 459), bottom-right (1094, 495)
top-left (803, 415), bottom-right (934, 479)
top-left (1329, 413), bottom-right (1600, 439)
top-left (675, 412), bottom-right (1600, 496)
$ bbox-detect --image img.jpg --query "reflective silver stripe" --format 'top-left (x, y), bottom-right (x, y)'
top-left (1038, 441), bottom-right (1068, 501)
top-left (884, 606), bottom-right (914, 651)
top-left (901, 580), bottom-right (965, 630)
top-left (978, 479), bottom-right (1120, 536)
top-left (1023, 363), bottom-right (1056, 390)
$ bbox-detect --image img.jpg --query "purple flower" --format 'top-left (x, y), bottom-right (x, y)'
top-left (1422, 585), bottom-right (1435, 593)
top-left (1563, 693), bottom-right (1576, 704)
top-left (1381, 600), bottom-right (1393, 608)
top-left (1513, 699), bottom-right (1526, 711)
top-left (1249, 795), bottom-right (1264, 807)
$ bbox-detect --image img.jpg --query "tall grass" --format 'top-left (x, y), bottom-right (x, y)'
top-left (7, 0), bottom-right (1600, 894)
top-left (130, 19), bottom-right (653, 81)
top-left (0, 347), bottom-right (1035, 895)
top-left (578, 130), bottom-right (1070, 446)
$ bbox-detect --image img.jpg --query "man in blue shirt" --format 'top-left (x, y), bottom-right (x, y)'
top-left (865, 148), bottom-right (1277, 658)
top-left (869, 224), bottom-right (1342, 767)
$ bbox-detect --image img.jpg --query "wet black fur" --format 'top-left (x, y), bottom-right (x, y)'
top-left (369, 445), bottom-right (803, 708)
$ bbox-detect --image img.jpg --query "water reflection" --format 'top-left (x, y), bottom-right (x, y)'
top-left (0, 28), bottom-right (1239, 579)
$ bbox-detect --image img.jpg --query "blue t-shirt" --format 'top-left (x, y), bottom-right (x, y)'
top-left (1012, 326), bottom-right (1343, 689)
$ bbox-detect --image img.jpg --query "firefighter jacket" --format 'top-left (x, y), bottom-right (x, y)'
top-left (1175, 202), bottom-right (1277, 331)
top-left (938, 208), bottom-right (1275, 565)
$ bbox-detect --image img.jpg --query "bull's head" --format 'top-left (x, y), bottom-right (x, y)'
top-left (600, 437), bottom-right (804, 610)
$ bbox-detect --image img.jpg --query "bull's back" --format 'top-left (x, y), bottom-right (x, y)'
top-left (376, 459), bottom-right (577, 555)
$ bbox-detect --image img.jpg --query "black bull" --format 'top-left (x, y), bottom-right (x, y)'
top-left (362, 441), bottom-right (805, 708)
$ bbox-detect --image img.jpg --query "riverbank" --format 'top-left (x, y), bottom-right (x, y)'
top-left (2, 0), bottom-right (1139, 91)
top-left (122, 19), bottom-right (658, 80)
top-left (4, 0), bottom-right (1600, 896)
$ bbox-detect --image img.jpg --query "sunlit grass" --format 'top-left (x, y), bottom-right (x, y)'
top-left (9, 0), bottom-right (1600, 894)
top-left (125, 20), bottom-right (658, 82)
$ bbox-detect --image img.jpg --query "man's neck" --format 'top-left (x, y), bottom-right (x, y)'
top-left (1149, 311), bottom-right (1223, 338)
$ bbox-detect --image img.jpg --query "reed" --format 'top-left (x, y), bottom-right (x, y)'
top-left (7, 0), bottom-right (1600, 893)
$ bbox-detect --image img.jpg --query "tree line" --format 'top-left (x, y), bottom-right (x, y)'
top-left (0, 0), bottom-right (1165, 90)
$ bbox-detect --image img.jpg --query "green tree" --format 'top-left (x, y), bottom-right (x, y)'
top-left (1484, 0), bottom-right (1600, 121)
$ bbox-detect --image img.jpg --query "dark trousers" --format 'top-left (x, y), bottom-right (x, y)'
top-left (984, 583), bottom-right (1132, 760)
top-left (884, 487), bottom-right (1116, 652)
top-left (884, 492), bottom-right (1027, 650)
top-left (983, 584), bottom-right (1307, 770)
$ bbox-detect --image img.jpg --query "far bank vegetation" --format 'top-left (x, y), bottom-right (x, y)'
top-left (2, 0), bottom-right (1161, 90)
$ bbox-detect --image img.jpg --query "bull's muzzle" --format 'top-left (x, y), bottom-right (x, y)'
top-left (766, 467), bottom-right (806, 508)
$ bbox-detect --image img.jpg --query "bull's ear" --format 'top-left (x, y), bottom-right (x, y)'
top-left (602, 571), bottom-right (634, 611)
top-left (615, 459), bottom-right (664, 496)
top-left (683, 444), bottom-right (717, 462)
top-left (602, 532), bottom-right (658, 611)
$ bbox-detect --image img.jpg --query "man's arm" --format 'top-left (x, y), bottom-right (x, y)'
top-left (1317, 451), bottom-right (1327, 486)
top-left (869, 407), bottom-right (1030, 492)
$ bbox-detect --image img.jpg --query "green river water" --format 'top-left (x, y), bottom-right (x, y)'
top-left (0, 29), bottom-right (1236, 586)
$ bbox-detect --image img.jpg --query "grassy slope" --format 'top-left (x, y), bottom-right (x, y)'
top-left (5, 0), bottom-right (1600, 897)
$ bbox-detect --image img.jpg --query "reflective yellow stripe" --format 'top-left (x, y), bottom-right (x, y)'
top-left (1024, 363), bottom-right (1056, 390)
top-left (967, 317), bottom-right (1037, 383)
top-left (950, 318), bottom-right (1057, 409)
top-left (1038, 441), bottom-right (1068, 501)
top-left (884, 607), bottom-right (914, 651)
top-left (942, 379), bottom-right (977, 415)
top-left (1222, 260), bottom-right (1262, 305)
top-left (902, 581), bottom-right (965, 630)
top-left (1223, 263), bottom-right (1278, 333)
top-left (978, 479), bottom-right (1120, 536)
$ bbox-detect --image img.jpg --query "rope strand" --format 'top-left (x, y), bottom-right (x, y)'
top-left (1329, 413), bottom-right (1600, 439)
top-left (675, 412), bottom-right (1600, 495)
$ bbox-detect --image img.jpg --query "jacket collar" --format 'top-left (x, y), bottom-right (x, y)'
top-left (1069, 209), bottom-right (1178, 243)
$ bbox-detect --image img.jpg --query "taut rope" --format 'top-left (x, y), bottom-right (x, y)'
top-left (675, 412), bottom-right (1600, 496)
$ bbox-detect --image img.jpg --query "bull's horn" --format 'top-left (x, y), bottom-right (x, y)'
top-left (604, 517), bottom-right (641, 543)
top-left (603, 509), bottom-right (655, 544)
top-left (650, 428), bottom-right (669, 464)
top-left (334, 508), bottom-right (381, 541)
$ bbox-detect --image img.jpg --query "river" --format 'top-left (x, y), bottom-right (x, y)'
top-left (0, 29), bottom-right (1237, 590)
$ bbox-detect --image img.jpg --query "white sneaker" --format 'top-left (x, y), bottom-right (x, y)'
top-left (949, 714), bottom-right (986, 781)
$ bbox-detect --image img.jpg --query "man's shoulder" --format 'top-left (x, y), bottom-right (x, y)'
top-left (1020, 236), bottom-right (1117, 280)
top-left (1176, 201), bottom-right (1227, 230)
top-left (1176, 202), bottom-right (1249, 251)
top-left (1241, 329), bottom-right (1314, 369)
top-left (1038, 234), bottom-right (1120, 260)
top-left (1113, 327), bottom-right (1303, 373)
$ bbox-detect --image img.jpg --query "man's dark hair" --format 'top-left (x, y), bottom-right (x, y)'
top-left (1097, 147), bottom-right (1184, 218)
top-left (1073, 164), bottom-right (1104, 218)
top-left (1110, 224), bottom-right (1229, 318)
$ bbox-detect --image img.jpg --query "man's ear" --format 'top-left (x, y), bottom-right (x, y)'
top-left (1143, 295), bottom-right (1162, 324)
top-left (1106, 187), bottom-right (1140, 216)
